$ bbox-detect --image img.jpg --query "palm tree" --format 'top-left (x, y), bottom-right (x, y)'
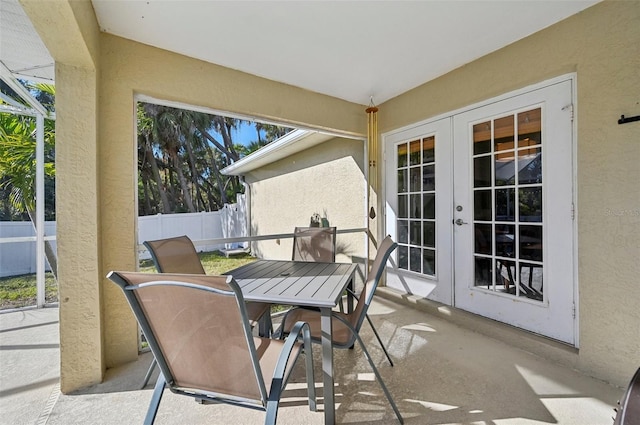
top-left (138, 103), bottom-right (241, 211)
top-left (135, 102), bottom-right (294, 215)
top-left (137, 104), bottom-right (171, 213)
top-left (263, 123), bottom-right (292, 140)
top-left (142, 103), bottom-right (198, 212)
top-left (255, 121), bottom-right (264, 144)
top-left (0, 83), bottom-right (58, 278)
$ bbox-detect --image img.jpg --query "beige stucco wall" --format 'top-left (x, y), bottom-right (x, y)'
top-left (29, 1), bottom-right (365, 392)
top-left (25, 0), bottom-right (638, 392)
top-left (245, 137), bottom-right (367, 262)
top-left (20, 0), bottom-right (104, 392)
top-left (379, 0), bottom-right (640, 386)
top-left (96, 35), bottom-right (365, 381)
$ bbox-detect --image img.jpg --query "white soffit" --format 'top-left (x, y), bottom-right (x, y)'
top-left (221, 130), bottom-right (335, 175)
top-left (91, 0), bottom-right (600, 105)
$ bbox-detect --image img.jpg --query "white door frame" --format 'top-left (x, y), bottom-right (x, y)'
top-left (383, 117), bottom-right (453, 305)
top-left (382, 73), bottom-right (579, 346)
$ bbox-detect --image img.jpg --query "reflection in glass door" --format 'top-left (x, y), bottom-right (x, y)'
top-left (384, 117), bottom-right (453, 304)
top-left (472, 108), bottom-right (544, 301)
top-left (453, 77), bottom-right (576, 345)
top-left (396, 136), bottom-right (436, 276)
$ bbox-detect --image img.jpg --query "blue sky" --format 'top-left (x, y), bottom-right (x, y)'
top-left (231, 121), bottom-right (263, 146)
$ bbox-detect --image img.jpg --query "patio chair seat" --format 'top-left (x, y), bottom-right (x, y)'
top-left (292, 226), bottom-right (337, 262)
top-left (278, 235), bottom-right (403, 424)
top-left (139, 235), bottom-right (272, 390)
top-left (107, 271), bottom-right (316, 425)
top-left (281, 308), bottom-right (355, 347)
top-left (143, 236), bottom-right (272, 337)
top-left (288, 227), bottom-right (393, 365)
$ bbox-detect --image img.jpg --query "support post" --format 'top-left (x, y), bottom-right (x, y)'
top-left (36, 113), bottom-right (45, 307)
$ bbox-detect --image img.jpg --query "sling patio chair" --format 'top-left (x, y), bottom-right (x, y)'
top-left (276, 235), bottom-right (403, 424)
top-left (291, 226), bottom-right (346, 311)
top-left (140, 235), bottom-right (272, 389)
top-left (291, 226), bottom-right (337, 262)
top-left (290, 227), bottom-right (393, 366)
top-left (108, 271), bottom-right (316, 425)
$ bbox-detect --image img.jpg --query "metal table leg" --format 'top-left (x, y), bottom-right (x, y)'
top-left (320, 306), bottom-right (334, 424)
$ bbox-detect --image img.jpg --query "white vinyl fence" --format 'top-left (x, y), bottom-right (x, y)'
top-left (0, 221), bottom-right (57, 277)
top-left (138, 196), bottom-right (248, 259)
top-left (0, 196), bottom-right (247, 277)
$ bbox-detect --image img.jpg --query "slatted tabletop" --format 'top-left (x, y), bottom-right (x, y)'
top-left (226, 259), bottom-right (357, 425)
top-left (225, 260), bottom-right (357, 308)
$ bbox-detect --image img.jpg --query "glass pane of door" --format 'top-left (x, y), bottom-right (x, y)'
top-left (453, 77), bottom-right (575, 345)
top-left (385, 117), bottom-right (453, 304)
top-left (472, 107), bottom-right (543, 301)
top-left (395, 136), bottom-right (436, 276)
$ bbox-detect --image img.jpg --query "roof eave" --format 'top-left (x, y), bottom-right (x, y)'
top-left (221, 129), bottom-right (334, 176)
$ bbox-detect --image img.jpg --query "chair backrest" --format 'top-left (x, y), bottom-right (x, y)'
top-left (107, 271), bottom-right (268, 405)
top-left (351, 235), bottom-right (397, 332)
top-left (292, 227), bottom-right (337, 262)
top-left (143, 235), bottom-right (206, 274)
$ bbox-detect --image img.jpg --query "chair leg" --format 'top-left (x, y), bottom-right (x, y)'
top-left (366, 314), bottom-right (394, 366)
top-left (259, 312), bottom-right (273, 338)
top-left (272, 324), bottom-right (283, 340)
top-left (302, 327), bottom-right (317, 412)
top-left (141, 358), bottom-right (157, 389)
top-left (265, 398), bottom-right (279, 425)
top-left (354, 333), bottom-right (404, 424)
top-left (144, 372), bottom-right (167, 425)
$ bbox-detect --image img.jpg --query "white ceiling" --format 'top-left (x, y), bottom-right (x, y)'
top-left (2, 0), bottom-right (600, 105)
top-left (90, 0), bottom-right (600, 105)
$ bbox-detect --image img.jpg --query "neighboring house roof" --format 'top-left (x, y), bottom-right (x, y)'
top-left (221, 129), bottom-right (336, 175)
top-left (495, 152), bottom-right (542, 184)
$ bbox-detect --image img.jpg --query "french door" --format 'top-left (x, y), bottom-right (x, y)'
top-left (385, 118), bottom-right (454, 305)
top-left (385, 77), bottom-right (576, 345)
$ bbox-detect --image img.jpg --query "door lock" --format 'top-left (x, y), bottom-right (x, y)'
top-left (454, 218), bottom-right (468, 226)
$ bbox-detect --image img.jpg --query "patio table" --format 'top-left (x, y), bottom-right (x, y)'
top-left (225, 259), bottom-right (357, 425)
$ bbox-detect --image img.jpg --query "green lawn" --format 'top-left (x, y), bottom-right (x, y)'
top-left (138, 251), bottom-right (257, 274)
top-left (0, 251), bottom-right (257, 311)
top-left (0, 272), bottom-right (58, 310)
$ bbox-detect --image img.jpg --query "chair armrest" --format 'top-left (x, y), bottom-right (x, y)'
top-left (268, 321), bottom-right (316, 411)
top-left (275, 321), bottom-right (309, 375)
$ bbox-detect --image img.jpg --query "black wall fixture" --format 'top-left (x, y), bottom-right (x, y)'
top-left (618, 114), bottom-right (640, 125)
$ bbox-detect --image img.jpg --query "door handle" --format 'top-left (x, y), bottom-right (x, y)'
top-left (454, 218), bottom-right (468, 226)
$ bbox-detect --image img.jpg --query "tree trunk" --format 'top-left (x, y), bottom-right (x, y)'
top-left (144, 134), bottom-right (171, 213)
top-left (206, 145), bottom-right (228, 206)
top-left (163, 154), bottom-right (177, 212)
top-left (171, 152), bottom-right (196, 212)
top-left (141, 176), bottom-right (153, 215)
top-left (218, 118), bottom-right (240, 161)
top-left (202, 181), bottom-right (219, 210)
top-left (194, 122), bottom-right (239, 162)
top-left (183, 126), bottom-right (205, 211)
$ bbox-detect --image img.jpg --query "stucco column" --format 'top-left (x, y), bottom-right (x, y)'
top-left (98, 67), bottom-right (139, 369)
top-left (20, 0), bottom-right (140, 393)
top-left (55, 63), bottom-right (103, 392)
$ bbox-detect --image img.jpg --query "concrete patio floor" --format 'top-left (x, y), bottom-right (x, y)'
top-left (0, 290), bottom-right (624, 425)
